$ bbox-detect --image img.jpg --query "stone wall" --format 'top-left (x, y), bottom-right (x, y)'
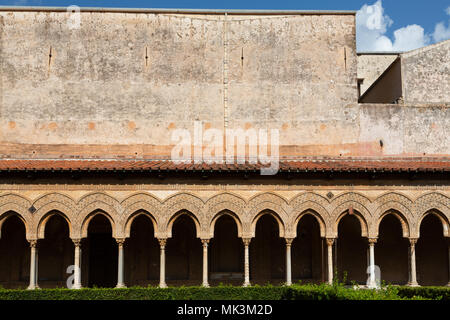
top-left (401, 40), bottom-right (450, 104)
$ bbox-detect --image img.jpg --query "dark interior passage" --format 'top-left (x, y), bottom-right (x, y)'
top-left (0, 214), bottom-right (29, 289)
top-left (124, 214), bottom-right (160, 286)
top-left (376, 214), bottom-right (409, 285)
top-left (250, 214), bottom-right (285, 285)
top-left (336, 214), bottom-right (367, 284)
top-left (416, 214), bottom-right (449, 286)
top-left (84, 214), bottom-right (117, 288)
top-left (38, 213), bottom-right (73, 288)
top-left (166, 214), bottom-right (202, 285)
top-left (210, 214), bottom-right (244, 285)
top-left (291, 214), bottom-right (322, 283)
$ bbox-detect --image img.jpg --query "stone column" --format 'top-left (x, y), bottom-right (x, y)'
top-left (408, 238), bottom-right (419, 287)
top-left (158, 239), bottom-right (167, 288)
top-left (285, 238), bottom-right (294, 286)
top-left (367, 238), bottom-right (377, 288)
top-left (201, 239), bottom-right (209, 287)
top-left (73, 240), bottom-right (82, 289)
top-left (243, 238), bottom-right (251, 287)
top-left (27, 240), bottom-right (38, 290)
top-left (116, 238), bottom-right (126, 288)
top-left (326, 238), bottom-right (335, 285)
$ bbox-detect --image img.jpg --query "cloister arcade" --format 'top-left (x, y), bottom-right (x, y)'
top-left (0, 191), bottom-right (449, 289)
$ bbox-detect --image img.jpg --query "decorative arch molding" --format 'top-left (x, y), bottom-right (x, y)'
top-left (331, 192), bottom-right (372, 211)
top-left (333, 205), bottom-right (370, 238)
top-left (0, 193), bottom-right (32, 209)
top-left (413, 192), bottom-right (449, 216)
top-left (208, 210), bottom-right (243, 238)
top-left (204, 193), bottom-right (247, 233)
top-left (121, 192), bottom-right (162, 210)
top-left (78, 204), bottom-right (118, 239)
top-left (166, 210), bottom-right (202, 238)
top-left (32, 193), bottom-right (77, 212)
top-left (414, 209), bottom-right (450, 238)
top-left (412, 192), bottom-right (450, 237)
top-left (120, 193), bottom-right (162, 236)
top-left (247, 192), bottom-right (290, 220)
top-left (289, 192), bottom-right (331, 211)
top-left (162, 193), bottom-right (205, 235)
top-left (249, 209), bottom-right (286, 238)
top-left (375, 209), bottom-right (410, 238)
top-left (77, 192), bottom-right (122, 216)
top-left (0, 194), bottom-right (33, 239)
top-left (289, 206), bottom-right (327, 238)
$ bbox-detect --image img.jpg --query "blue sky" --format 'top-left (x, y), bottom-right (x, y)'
top-left (1, 0), bottom-right (449, 51)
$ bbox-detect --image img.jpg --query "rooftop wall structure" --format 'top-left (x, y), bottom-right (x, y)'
top-left (0, 8), bottom-right (448, 159)
top-left (357, 53), bottom-right (399, 96)
top-left (401, 40), bottom-right (450, 105)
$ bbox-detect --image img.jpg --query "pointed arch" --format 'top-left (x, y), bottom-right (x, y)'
top-left (376, 209), bottom-right (410, 238)
top-left (247, 192), bottom-right (289, 237)
top-left (209, 210), bottom-right (243, 238)
top-left (36, 210), bottom-right (72, 239)
top-left (166, 210), bottom-right (201, 238)
top-left (80, 209), bottom-right (117, 239)
top-left (0, 210), bottom-right (29, 240)
top-left (415, 209), bottom-right (449, 238)
top-left (0, 194), bottom-right (32, 238)
top-left (123, 210), bottom-right (158, 238)
top-left (162, 193), bottom-right (205, 236)
top-left (334, 208), bottom-right (369, 238)
top-left (250, 209), bottom-right (285, 238)
top-left (291, 208), bottom-right (326, 238)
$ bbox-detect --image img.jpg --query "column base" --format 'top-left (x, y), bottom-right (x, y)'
top-left (26, 285), bottom-right (36, 290)
top-left (159, 283), bottom-right (168, 288)
top-left (115, 283), bottom-right (126, 289)
top-left (446, 282), bottom-right (450, 287)
top-left (72, 284), bottom-right (82, 290)
top-left (243, 282), bottom-right (251, 287)
top-left (202, 283), bottom-right (209, 288)
top-left (407, 282), bottom-right (420, 287)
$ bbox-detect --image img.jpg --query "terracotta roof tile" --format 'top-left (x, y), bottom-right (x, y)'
top-left (0, 158), bottom-right (447, 172)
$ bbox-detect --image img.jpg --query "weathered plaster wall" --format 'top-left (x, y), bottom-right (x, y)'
top-left (357, 54), bottom-right (398, 96)
top-left (401, 40), bottom-right (450, 105)
top-left (0, 10), bottom-right (448, 159)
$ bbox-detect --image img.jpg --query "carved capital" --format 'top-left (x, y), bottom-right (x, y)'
top-left (29, 240), bottom-right (38, 248)
top-left (158, 238), bottom-right (167, 248)
top-left (116, 238), bottom-right (126, 246)
top-left (368, 238), bottom-right (378, 245)
top-left (409, 238), bottom-right (418, 246)
top-left (72, 239), bottom-right (82, 247)
top-left (326, 238), bottom-right (335, 246)
top-left (242, 238), bottom-right (252, 246)
top-left (285, 238), bottom-right (294, 246)
top-left (201, 239), bottom-right (210, 246)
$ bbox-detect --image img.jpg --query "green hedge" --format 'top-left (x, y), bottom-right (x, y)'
top-left (0, 284), bottom-right (448, 300)
top-left (396, 286), bottom-right (450, 301)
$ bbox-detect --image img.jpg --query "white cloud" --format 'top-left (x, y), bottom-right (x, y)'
top-left (433, 7), bottom-right (450, 43)
top-left (392, 25), bottom-right (430, 51)
top-left (357, 0), bottom-right (430, 52)
top-left (356, 0), bottom-right (394, 51)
